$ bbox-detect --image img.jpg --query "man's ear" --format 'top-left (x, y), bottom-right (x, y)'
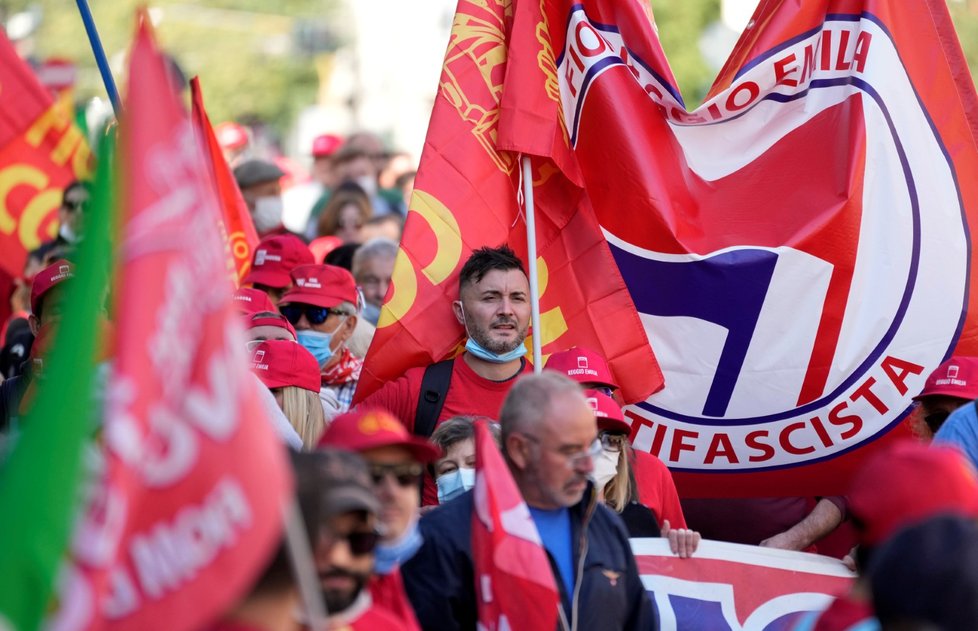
top-left (505, 434), bottom-right (529, 471)
top-left (338, 313), bottom-right (357, 342)
top-left (452, 300), bottom-right (465, 326)
top-left (28, 314), bottom-right (40, 337)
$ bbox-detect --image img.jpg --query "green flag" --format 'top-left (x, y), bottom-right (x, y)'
top-left (0, 130), bottom-right (115, 631)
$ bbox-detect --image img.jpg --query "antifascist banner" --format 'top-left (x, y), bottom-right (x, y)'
top-left (49, 16), bottom-right (290, 631)
top-left (633, 538), bottom-right (854, 631)
top-left (354, 0), bottom-right (662, 406)
top-left (472, 420), bottom-right (560, 631)
top-left (503, 0), bottom-right (978, 496)
top-left (190, 76), bottom-right (259, 286)
top-left (0, 31), bottom-right (91, 321)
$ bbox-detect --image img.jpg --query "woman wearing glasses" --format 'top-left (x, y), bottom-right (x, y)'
top-left (588, 390), bottom-right (701, 558)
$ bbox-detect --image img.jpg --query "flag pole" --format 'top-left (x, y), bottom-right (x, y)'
top-left (521, 155), bottom-right (543, 373)
top-left (75, 0), bottom-right (122, 117)
top-left (283, 498), bottom-right (329, 630)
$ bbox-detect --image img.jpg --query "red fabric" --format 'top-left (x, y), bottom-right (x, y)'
top-left (632, 450), bottom-right (686, 529)
top-left (281, 264), bottom-right (358, 308)
top-left (244, 234), bottom-right (314, 288)
top-left (232, 287), bottom-right (275, 315)
top-left (546, 346), bottom-right (619, 390)
top-left (809, 595), bottom-right (873, 631)
top-left (913, 356), bottom-right (978, 400)
top-left (358, 356), bottom-right (530, 505)
top-left (29, 259), bottom-right (72, 314)
top-left (250, 339), bottom-right (320, 392)
top-left (368, 568), bottom-right (421, 631)
top-left (472, 420), bottom-right (560, 631)
top-left (0, 32), bottom-right (91, 279)
top-left (203, 620), bottom-right (268, 631)
top-left (584, 389), bottom-right (631, 434)
top-left (190, 77), bottom-right (259, 287)
top-left (321, 348), bottom-right (362, 387)
top-left (347, 605), bottom-right (411, 631)
top-left (353, 0), bottom-right (662, 407)
top-left (317, 408), bottom-right (441, 464)
top-left (59, 16), bottom-right (291, 631)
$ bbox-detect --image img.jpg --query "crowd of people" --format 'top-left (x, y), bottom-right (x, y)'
top-left (3, 128), bottom-right (978, 631)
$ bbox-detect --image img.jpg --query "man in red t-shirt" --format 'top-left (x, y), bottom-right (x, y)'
top-left (358, 245), bottom-right (532, 504)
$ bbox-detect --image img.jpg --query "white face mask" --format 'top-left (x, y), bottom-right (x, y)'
top-left (252, 196), bottom-right (283, 233)
top-left (591, 448), bottom-right (619, 490)
top-left (354, 175), bottom-right (378, 198)
top-left (59, 222), bottom-right (79, 244)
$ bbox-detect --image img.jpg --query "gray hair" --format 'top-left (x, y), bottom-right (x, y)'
top-left (430, 415), bottom-right (501, 454)
top-left (352, 237), bottom-right (398, 278)
top-left (499, 372), bottom-right (584, 443)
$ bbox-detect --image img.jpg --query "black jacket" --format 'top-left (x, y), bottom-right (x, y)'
top-left (401, 483), bottom-right (657, 631)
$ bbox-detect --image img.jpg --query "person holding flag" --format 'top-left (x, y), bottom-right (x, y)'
top-left (401, 372), bottom-right (655, 630)
top-left (359, 245), bottom-right (533, 505)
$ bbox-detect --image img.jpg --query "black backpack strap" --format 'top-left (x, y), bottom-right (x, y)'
top-left (413, 358), bottom-right (455, 439)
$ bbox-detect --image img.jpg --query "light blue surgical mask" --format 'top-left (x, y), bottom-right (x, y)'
top-left (437, 467), bottom-right (476, 504)
top-left (457, 303), bottom-right (526, 364)
top-left (297, 330), bottom-right (334, 367)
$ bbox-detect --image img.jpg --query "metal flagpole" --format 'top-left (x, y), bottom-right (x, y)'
top-left (75, 0), bottom-right (122, 117)
top-left (521, 155), bottom-right (543, 373)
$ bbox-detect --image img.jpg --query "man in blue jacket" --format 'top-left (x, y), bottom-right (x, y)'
top-left (401, 372), bottom-right (656, 630)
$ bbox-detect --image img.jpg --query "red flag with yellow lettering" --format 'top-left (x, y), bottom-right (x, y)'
top-left (190, 76), bottom-right (259, 286)
top-left (0, 31), bottom-right (91, 313)
top-left (355, 0), bottom-right (661, 405)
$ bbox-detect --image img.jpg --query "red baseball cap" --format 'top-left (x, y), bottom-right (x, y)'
top-left (31, 259), bottom-right (74, 315)
top-left (317, 407), bottom-right (441, 463)
top-left (913, 356), bottom-right (978, 401)
top-left (312, 134), bottom-right (343, 158)
top-left (247, 312), bottom-right (297, 341)
top-left (584, 389), bottom-right (631, 434)
top-left (249, 340), bottom-right (320, 392)
top-left (546, 346), bottom-right (619, 390)
top-left (280, 264), bottom-right (359, 310)
top-left (215, 121), bottom-right (248, 150)
top-left (243, 234), bottom-right (314, 288)
top-left (232, 287), bottom-right (276, 315)
top-left (849, 441), bottom-right (978, 546)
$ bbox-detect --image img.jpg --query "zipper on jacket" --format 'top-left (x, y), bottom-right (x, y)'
top-left (569, 487), bottom-right (597, 631)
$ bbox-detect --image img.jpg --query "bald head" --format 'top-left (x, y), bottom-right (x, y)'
top-left (500, 372), bottom-right (586, 440)
top-left (500, 373), bottom-right (597, 509)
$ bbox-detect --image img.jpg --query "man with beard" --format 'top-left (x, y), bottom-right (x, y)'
top-left (358, 245), bottom-right (532, 505)
top-left (301, 449), bottom-right (409, 630)
top-left (401, 373), bottom-right (655, 631)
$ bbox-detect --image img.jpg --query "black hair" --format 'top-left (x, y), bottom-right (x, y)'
top-left (61, 181), bottom-right (86, 207)
top-left (458, 245), bottom-right (527, 290)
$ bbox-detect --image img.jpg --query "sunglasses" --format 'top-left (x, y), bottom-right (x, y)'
top-left (323, 528), bottom-right (381, 556)
top-left (599, 432), bottom-right (628, 452)
top-left (369, 463), bottom-right (423, 487)
top-left (280, 304), bottom-right (348, 325)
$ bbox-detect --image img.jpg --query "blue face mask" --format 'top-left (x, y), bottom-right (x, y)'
top-left (458, 303), bottom-right (527, 364)
top-left (464, 337), bottom-right (527, 364)
top-left (437, 467), bottom-right (476, 504)
top-left (297, 330), bottom-right (334, 367)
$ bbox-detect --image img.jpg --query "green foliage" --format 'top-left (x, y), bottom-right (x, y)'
top-left (650, 0), bottom-right (722, 108)
top-left (9, 0), bottom-right (337, 131)
top-left (950, 1), bottom-right (978, 87)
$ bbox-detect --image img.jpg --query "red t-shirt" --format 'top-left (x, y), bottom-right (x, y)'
top-left (368, 568), bottom-right (420, 631)
top-left (632, 450), bottom-right (687, 529)
top-left (359, 355), bottom-right (530, 505)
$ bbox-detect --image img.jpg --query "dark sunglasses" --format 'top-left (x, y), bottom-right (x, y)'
top-left (63, 198), bottom-right (86, 212)
top-left (324, 528), bottom-right (381, 556)
top-left (369, 463), bottom-right (423, 487)
top-left (280, 304), bottom-right (347, 325)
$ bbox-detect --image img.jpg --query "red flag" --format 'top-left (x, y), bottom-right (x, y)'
top-left (353, 0), bottom-right (662, 406)
top-left (0, 31), bottom-right (92, 321)
top-left (51, 16), bottom-right (290, 630)
top-left (497, 0), bottom-right (978, 497)
top-left (190, 76), bottom-right (259, 286)
top-left (472, 420), bottom-right (560, 631)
